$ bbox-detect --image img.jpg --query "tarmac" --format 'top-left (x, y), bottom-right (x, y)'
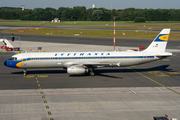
top-left (0, 34), bottom-right (180, 120)
top-left (0, 87), bottom-right (179, 120)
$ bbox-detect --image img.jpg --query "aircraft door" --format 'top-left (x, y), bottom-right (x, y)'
top-left (22, 53), bottom-right (29, 67)
top-left (23, 54), bottom-right (27, 61)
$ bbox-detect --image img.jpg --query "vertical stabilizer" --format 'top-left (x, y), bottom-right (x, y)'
top-left (144, 29), bottom-right (171, 52)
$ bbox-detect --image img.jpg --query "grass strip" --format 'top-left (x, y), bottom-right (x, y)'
top-left (0, 19), bottom-right (180, 26)
top-left (2, 28), bottom-right (180, 40)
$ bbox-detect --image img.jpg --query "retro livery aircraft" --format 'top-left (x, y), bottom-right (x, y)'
top-left (4, 29), bottom-right (172, 76)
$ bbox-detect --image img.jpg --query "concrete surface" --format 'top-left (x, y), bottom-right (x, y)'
top-left (0, 35), bottom-right (180, 120)
top-left (0, 87), bottom-right (179, 120)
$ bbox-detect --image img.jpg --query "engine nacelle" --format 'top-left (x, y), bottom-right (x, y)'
top-left (67, 66), bottom-right (88, 75)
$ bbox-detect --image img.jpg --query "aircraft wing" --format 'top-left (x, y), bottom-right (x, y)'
top-left (65, 61), bottom-right (120, 67)
top-left (80, 62), bottom-right (111, 67)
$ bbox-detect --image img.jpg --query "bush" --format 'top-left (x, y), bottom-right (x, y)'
top-left (134, 17), bottom-right (146, 22)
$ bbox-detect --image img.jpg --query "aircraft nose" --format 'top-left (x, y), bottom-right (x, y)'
top-left (4, 61), bottom-right (6, 66)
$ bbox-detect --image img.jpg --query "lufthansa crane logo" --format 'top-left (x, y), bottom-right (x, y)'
top-left (158, 35), bottom-right (169, 41)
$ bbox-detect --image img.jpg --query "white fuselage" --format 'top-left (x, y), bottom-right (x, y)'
top-left (4, 28), bottom-right (173, 76)
top-left (7, 51), bottom-right (172, 69)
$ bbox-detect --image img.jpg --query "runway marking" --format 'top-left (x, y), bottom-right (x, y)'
top-left (23, 75), bottom-right (34, 78)
top-left (166, 72), bottom-right (180, 75)
top-left (130, 90), bottom-right (136, 94)
top-left (127, 67), bottom-right (180, 95)
top-left (48, 111), bottom-right (52, 115)
top-left (46, 106), bottom-right (49, 109)
top-left (130, 65), bottom-right (136, 67)
top-left (156, 87), bottom-right (161, 90)
top-left (36, 77), bottom-right (53, 120)
top-left (147, 71), bottom-right (169, 77)
top-left (161, 59), bottom-right (170, 61)
top-left (37, 75), bottom-right (48, 78)
top-left (44, 100), bottom-right (47, 103)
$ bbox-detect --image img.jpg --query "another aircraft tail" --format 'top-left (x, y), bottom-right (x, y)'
top-left (144, 29), bottom-right (171, 52)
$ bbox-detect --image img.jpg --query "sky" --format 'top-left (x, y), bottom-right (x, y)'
top-left (0, 0), bottom-right (180, 10)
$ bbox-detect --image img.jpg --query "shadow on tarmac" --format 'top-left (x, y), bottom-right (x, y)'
top-left (10, 65), bottom-right (173, 76)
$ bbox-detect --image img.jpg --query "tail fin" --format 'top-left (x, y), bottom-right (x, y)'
top-left (144, 29), bottom-right (171, 52)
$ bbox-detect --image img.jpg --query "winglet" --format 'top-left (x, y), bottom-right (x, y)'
top-left (144, 29), bottom-right (171, 52)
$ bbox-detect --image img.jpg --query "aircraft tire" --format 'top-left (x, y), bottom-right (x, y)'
top-left (90, 72), bottom-right (95, 76)
top-left (23, 72), bottom-right (26, 76)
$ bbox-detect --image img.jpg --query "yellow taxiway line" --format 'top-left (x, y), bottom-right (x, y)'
top-left (127, 67), bottom-right (180, 95)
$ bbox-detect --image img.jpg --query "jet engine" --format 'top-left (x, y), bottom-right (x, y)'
top-left (67, 66), bottom-right (88, 75)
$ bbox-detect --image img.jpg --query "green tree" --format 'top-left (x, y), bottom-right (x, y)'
top-left (134, 17), bottom-right (146, 22)
top-left (57, 7), bottom-right (67, 20)
top-left (91, 10), bottom-right (103, 21)
top-left (111, 9), bottom-right (116, 19)
top-left (73, 6), bottom-right (86, 11)
top-left (79, 11), bottom-right (86, 20)
top-left (2, 7), bottom-right (180, 21)
top-left (61, 8), bottom-right (72, 21)
top-left (86, 9), bottom-right (93, 21)
top-left (102, 12), bottom-right (111, 21)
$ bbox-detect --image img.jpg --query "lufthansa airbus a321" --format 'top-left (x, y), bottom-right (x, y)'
top-left (4, 29), bottom-right (172, 76)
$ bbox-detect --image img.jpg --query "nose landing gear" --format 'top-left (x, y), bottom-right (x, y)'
top-left (23, 69), bottom-right (27, 76)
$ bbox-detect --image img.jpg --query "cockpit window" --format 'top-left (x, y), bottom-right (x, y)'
top-left (8, 57), bottom-right (17, 61)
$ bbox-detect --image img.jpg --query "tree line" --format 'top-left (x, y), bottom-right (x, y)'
top-left (0, 7), bottom-right (180, 21)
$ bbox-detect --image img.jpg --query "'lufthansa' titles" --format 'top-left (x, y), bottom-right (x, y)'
top-left (55, 52), bottom-right (111, 57)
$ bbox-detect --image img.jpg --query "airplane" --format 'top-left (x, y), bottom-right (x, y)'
top-left (4, 29), bottom-right (172, 76)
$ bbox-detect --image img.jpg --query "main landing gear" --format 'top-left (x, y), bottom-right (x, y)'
top-left (89, 68), bottom-right (95, 76)
top-left (23, 69), bottom-right (27, 76)
top-left (90, 72), bottom-right (95, 76)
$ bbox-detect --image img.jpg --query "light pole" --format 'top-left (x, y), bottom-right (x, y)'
top-left (113, 16), bottom-right (116, 51)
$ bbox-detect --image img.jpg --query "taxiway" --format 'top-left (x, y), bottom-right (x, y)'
top-left (0, 33), bottom-right (180, 120)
